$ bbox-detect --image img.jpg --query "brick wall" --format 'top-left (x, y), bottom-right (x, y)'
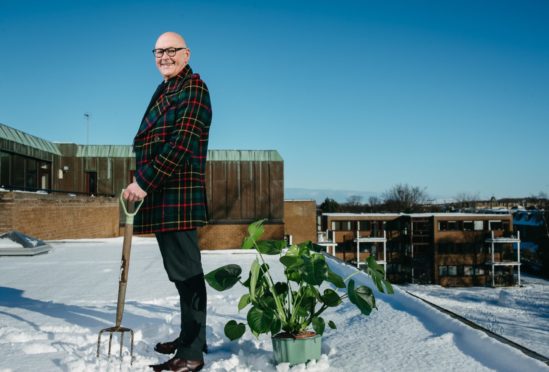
top-left (0, 191), bottom-right (119, 240)
top-left (284, 200), bottom-right (317, 244)
top-left (1, 191), bottom-right (285, 248)
top-left (198, 223), bottom-right (284, 250)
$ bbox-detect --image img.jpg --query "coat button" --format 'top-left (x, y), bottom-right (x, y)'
top-left (154, 135), bottom-right (161, 142)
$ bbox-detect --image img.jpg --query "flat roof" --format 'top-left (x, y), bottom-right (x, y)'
top-left (206, 150), bottom-right (282, 162)
top-left (323, 212), bottom-right (512, 218)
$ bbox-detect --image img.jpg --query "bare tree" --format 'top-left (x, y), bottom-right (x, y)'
top-left (368, 196), bottom-right (382, 212)
top-left (382, 184), bottom-right (429, 212)
top-left (346, 195), bottom-right (363, 206)
top-left (454, 192), bottom-right (480, 209)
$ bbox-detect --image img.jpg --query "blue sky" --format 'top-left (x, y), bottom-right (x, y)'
top-left (1, 0), bottom-right (548, 201)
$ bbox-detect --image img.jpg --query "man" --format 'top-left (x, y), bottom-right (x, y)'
top-left (124, 31), bottom-right (212, 372)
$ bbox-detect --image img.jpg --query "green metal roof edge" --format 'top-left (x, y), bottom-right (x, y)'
top-left (0, 123), bottom-right (62, 155)
top-left (75, 145), bottom-right (134, 158)
top-left (73, 148), bottom-right (282, 161)
top-left (207, 150), bottom-right (283, 162)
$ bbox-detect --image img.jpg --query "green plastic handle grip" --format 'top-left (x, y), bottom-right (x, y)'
top-left (119, 189), bottom-right (145, 225)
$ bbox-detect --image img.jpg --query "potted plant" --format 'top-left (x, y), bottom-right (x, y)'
top-left (205, 219), bottom-right (393, 365)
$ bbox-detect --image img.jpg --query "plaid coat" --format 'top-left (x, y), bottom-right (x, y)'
top-left (133, 65), bottom-right (212, 234)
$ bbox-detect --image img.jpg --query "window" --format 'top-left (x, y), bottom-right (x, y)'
top-left (447, 221), bottom-right (458, 231)
top-left (0, 151), bottom-right (9, 186)
top-left (439, 266), bottom-right (448, 276)
top-left (473, 267), bottom-right (485, 275)
top-left (12, 155), bottom-right (25, 188)
top-left (463, 221), bottom-right (474, 231)
top-left (489, 220), bottom-right (503, 230)
top-left (474, 221), bottom-right (484, 231)
top-left (359, 221), bottom-right (371, 231)
top-left (448, 266), bottom-right (458, 276)
top-left (439, 221), bottom-right (459, 231)
top-left (463, 266), bottom-right (473, 276)
top-left (332, 221), bottom-right (352, 231)
top-left (25, 158), bottom-right (37, 190)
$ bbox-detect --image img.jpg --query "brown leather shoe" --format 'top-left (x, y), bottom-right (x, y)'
top-left (154, 340), bottom-right (178, 355)
top-left (150, 357), bottom-right (204, 372)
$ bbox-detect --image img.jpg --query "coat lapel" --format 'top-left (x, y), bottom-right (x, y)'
top-left (136, 65), bottom-right (194, 137)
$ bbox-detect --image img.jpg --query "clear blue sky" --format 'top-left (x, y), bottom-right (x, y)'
top-left (1, 0), bottom-right (548, 200)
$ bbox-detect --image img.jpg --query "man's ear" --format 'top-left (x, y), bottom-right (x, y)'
top-left (184, 48), bottom-right (191, 64)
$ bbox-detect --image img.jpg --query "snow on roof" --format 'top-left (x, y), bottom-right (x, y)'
top-left (322, 212), bottom-right (512, 218)
top-left (0, 238), bottom-right (547, 370)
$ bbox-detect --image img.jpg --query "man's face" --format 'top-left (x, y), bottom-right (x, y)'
top-left (154, 34), bottom-right (189, 80)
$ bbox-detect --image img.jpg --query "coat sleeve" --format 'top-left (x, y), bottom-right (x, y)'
top-left (135, 78), bottom-right (211, 192)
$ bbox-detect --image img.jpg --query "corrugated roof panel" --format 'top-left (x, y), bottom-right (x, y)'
top-left (0, 123), bottom-right (61, 155)
top-left (206, 150), bottom-right (283, 162)
top-left (75, 145), bottom-right (135, 158)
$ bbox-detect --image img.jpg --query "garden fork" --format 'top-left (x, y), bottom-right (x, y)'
top-left (97, 191), bottom-right (143, 363)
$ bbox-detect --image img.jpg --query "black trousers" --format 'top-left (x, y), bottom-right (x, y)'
top-left (155, 230), bottom-right (207, 360)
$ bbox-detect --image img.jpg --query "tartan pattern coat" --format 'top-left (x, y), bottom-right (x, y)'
top-left (133, 65), bottom-right (212, 234)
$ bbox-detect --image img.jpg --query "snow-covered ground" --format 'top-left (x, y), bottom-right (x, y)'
top-left (0, 237), bottom-right (547, 371)
top-left (405, 274), bottom-right (549, 358)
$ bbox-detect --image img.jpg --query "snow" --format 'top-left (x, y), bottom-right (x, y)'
top-left (0, 237), bottom-right (547, 371)
top-left (405, 274), bottom-right (549, 358)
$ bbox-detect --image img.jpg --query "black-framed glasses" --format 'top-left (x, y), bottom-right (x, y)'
top-left (152, 47), bottom-right (186, 58)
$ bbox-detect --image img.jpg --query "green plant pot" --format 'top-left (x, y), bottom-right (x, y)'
top-left (271, 333), bottom-right (322, 365)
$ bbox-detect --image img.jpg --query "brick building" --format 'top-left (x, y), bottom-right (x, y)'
top-left (0, 122), bottom-right (290, 248)
top-left (320, 213), bottom-right (519, 287)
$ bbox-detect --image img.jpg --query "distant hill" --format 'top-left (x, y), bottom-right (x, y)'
top-left (284, 188), bottom-right (379, 204)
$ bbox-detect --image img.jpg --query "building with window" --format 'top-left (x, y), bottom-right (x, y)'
top-left (0, 122), bottom-right (286, 248)
top-left (320, 212), bottom-right (519, 287)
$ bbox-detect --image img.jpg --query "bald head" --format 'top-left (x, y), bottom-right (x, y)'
top-left (156, 32), bottom-right (187, 49)
top-left (154, 32), bottom-right (191, 81)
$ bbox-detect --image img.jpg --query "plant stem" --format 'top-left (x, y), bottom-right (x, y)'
top-left (255, 245), bottom-right (288, 324)
top-left (344, 270), bottom-right (361, 283)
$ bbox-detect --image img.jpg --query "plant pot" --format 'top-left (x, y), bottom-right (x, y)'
top-left (271, 332), bottom-right (322, 365)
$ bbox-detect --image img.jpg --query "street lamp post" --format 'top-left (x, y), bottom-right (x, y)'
top-left (84, 113), bottom-right (91, 145)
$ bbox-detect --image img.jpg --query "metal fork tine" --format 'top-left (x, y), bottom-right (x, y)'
top-left (108, 332), bottom-right (113, 357)
top-left (120, 331), bottom-right (124, 358)
top-left (130, 330), bottom-right (135, 362)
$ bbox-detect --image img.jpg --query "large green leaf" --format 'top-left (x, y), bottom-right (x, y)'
top-left (247, 306), bottom-right (273, 334)
top-left (303, 254), bottom-right (328, 286)
top-left (270, 317), bottom-right (281, 335)
top-left (256, 240), bottom-right (286, 255)
top-left (347, 279), bottom-right (375, 316)
top-left (274, 282), bottom-right (288, 296)
top-left (326, 269), bottom-right (346, 288)
top-left (280, 255), bottom-right (304, 268)
top-left (224, 320), bottom-right (246, 341)
top-left (312, 316), bottom-right (325, 335)
top-left (297, 241), bottom-right (313, 256)
top-left (242, 219), bottom-right (266, 249)
top-left (238, 294), bottom-right (251, 311)
top-left (205, 264), bottom-right (242, 291)
top-left (248, 219), bottom-right (266, 240)
top-left (242, 236), bottom-right (255, 250)
top-left (321, 288), bottom-right (342, 307)
top-left (366, 256), bottom-right (394, 294)
top-left (249, 259), bottom-right (260, 300)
